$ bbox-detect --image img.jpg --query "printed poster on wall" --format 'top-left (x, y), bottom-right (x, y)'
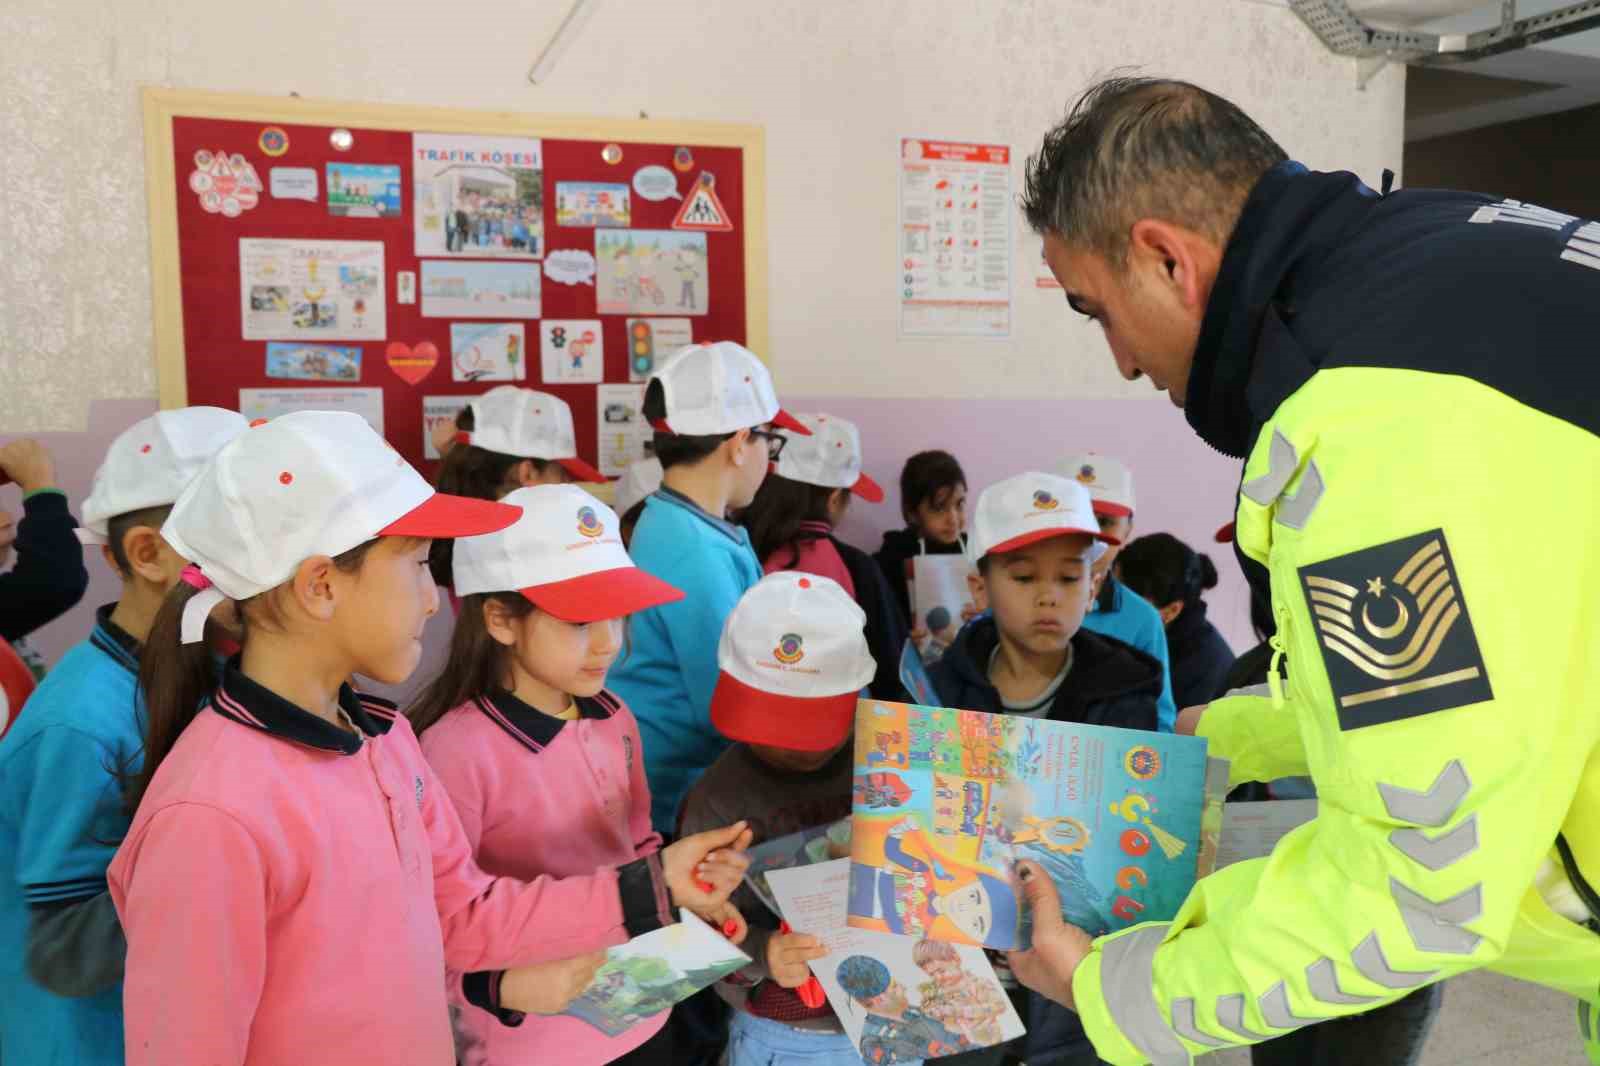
top-left (420, 260), bottom-right (540, 319)
top-left (450, 323), bottom-right (526, 383)
top-left (539, 320), bottom-right (604, 385)
top-left (898, 139), bottom-right (1012, 338)
top-left (413, 134), bottom-right (543, 259)
top-left (596, 230), bottom-right (708, 316)
top-left (423, 395), bottom-right (473, 460)
top-left (238, 387), bottom-right (385, 434)
top-left (239, 239), bottom-right (386, 341)
top-left (597, 383), bottom-right (650, 477)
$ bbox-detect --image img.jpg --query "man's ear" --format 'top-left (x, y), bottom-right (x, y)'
top-left (289, 556), bottom-right (339, 622)
top-left (1128, 218), bottom-right (1215, 314)
top-left (967, 570), bottom-right (989, 613)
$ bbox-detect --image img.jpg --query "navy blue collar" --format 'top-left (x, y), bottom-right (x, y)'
top-left (652, 487), bottom-right (745, 545)
top-left (475, 688), bottom-right (618, 753)
top-left (89, 604), bottom-right (142, 676)
top-left (209, 658), bottom-right (396, 755)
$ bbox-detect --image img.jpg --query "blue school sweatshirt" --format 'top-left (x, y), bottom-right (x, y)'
top-left (607, 489), bottom-right (764, 832)
top-left (1081, 576), bottom-right (1177, 732)
top-left (0, 607), bottom-right (142, 1066)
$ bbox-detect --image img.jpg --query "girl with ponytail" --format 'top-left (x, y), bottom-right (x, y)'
top-left (1115, 532), bottom-right (1235, 710)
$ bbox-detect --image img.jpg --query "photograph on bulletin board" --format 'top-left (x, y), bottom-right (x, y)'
top-left (146, 89), bottom-right (762, 477)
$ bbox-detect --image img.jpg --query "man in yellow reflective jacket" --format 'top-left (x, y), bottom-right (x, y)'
top-left (1014, 75), bottom-right (1600, 1066)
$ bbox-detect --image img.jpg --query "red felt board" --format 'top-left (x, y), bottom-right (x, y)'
top-left (165, 110), bottom-right (755, 478)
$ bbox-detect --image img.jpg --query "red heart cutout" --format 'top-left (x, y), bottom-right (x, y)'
top-left (387, 341), bottom-right (439, 385)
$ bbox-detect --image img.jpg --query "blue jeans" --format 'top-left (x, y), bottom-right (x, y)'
top-left (727, 1011), bottom-right (923, 1066)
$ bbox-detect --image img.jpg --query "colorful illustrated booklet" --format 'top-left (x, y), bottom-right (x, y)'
top-left (847, 699), bottom-right (1216, 950)
top-left (562, 909), bottom-right (749, 1036)
top-left (768, 859), bottom-right (1024, 1064)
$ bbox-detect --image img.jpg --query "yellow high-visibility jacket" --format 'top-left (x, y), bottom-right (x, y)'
top-left (1070, 164), bottom-right (1600, 1064)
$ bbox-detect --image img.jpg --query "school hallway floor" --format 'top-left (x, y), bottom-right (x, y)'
top-left (1205, 970), bottom-right (1586, 1065)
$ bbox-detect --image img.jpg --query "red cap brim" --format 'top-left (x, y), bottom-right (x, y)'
top-left (772, 409), bottom-right (812, 435)
top-left (710, 672), bottom-right (856, 751)
top-left (1089, 499), bottom-right (1133, 518)
top-left (520, 566), bottom-right (684, 623)
top-left (380, 493), bottom-right (521, 539)
top-left (851, 472), bottom-right (885, 504)
top-left (1215, 521), bottom-right (1236, 543)
top-left (987, 525), bottom-right (1117, 557)
top-left (555, 457), bottom-right (609, 484)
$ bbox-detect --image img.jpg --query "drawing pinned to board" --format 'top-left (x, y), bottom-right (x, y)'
top-left (386, 341), bottom-right (440, 386)
top-left (556, 182), bottom-right (631, 227)
top-left (539, 320), bottom-right (604, 385)
top-left (326, 163), bottom-right (402, 218)
top-left (626, 317), bottom-right (693, 382)
top-left (413, 133), bottom-right (543, 259)
top-left (671, 172), bottom-right (733, 233)
top-left (239, 239), bottom-right (385, 341)
top-left (265, 343), bottom-right (362, 382)
top-left (596, 231), bottom-right (707, 316)
top-left (451, 323), bottom-right (525, 383)
top-left (396, 270), bottom-right (416, 305)
top-left (239, 387), bottom-right (384, 434)
top-left (420, 260), bottom-right (540, 319)
top-left (597, 384), bottom-right (650, 477)
top-left (269, 168), bottom-right (318, 202)
top-left (190, 150), bottom-right (262, 217)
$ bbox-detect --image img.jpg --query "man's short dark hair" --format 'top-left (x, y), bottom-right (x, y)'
top-left (1022, 75), bottom-right (1288, 264)
top-left (106, 505), bottom-right (173, 578)
top-left (642, 378), bottom-right (732, 470)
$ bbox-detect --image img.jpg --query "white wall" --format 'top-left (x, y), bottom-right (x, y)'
top-left (0, 0), bottom-right (1404, 430)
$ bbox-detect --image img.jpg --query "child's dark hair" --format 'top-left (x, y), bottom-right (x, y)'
top-left (105, 505), bottom-right (174, 578)
top-left (408, 592), bottom-right (533, 735)
top-left (428, 405), bottom-right (557, 587)
top-left (899, 450), bottom-right (966, 525)
top-left (1116, 533), bottom-right (1218, 611)
top-left (740, 473), bottom-right (836, 567)
top-left (642, 379), bottom-right (731, 470)
top-left (620, 499), bottom-right (647, 549)
top-left (127, 538), bottom-right (383, 815)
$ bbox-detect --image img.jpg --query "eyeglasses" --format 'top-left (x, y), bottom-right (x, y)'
top-left (749, 429), bottom-right (787, 461)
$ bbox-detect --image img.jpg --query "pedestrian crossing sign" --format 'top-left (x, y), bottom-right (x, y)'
top-left (672, 172), bottom-right (733, 232)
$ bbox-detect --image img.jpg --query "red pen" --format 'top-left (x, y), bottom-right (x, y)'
top-left (722, 918), bottom-right (740, 938)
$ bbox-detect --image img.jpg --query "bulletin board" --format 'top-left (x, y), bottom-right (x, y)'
top-left (141, 88), bottom-right (767, 478)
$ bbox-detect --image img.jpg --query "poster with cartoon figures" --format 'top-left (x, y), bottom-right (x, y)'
top-left (595, 230), bottom-right (708, 316)
top-left (847, 700), bottom-right (1210, 950)
top-left (539, 319), bottom-right (604, 385)
top-left (239, 239), bottom-right (386, 341)
top-left (450, 323), bottom-right (525, 383)
top-left (413, 133), bottom-right (543, 259)
top-left (768, 859), bottom-right (1024, 1064)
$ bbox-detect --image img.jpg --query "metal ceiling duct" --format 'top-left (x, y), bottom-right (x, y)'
top-left (1290, 0), bottom-right (1600, 63)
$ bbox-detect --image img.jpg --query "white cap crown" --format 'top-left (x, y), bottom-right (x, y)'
top-left (80, 407), bottom-right (250, 541)
top-left (774, 414), bottom-right (879, 501)
top-left (454, 484), bottom-right (629, 595)
top-left (717, 572), bottom-right (875, 700)
top-left (466, 386), bottom-right (579, 460)
top-left (1058, 453), bottom-right (1135, 515)
top-left (651, 342), bottom-right (781, 435)
top-left (969, 472), bottom-right (1110, 564)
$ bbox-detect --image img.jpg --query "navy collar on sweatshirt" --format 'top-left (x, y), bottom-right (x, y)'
top-left (476, 687), bottom-right (618, 753)
top-left (652, 487), bottom-right (745, 544)
top-left (210, 658), bottom-right (396, 755)
top-left (89, 604), bottom-right (142, 676)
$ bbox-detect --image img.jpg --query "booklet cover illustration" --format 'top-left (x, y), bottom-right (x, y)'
top-left (847, 700), bottom-right (1210, 950)
top-left (562, 910), bottom-right (749, 1036)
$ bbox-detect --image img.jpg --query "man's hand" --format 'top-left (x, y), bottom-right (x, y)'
top-left (1006, 860), bottom-right (1095, 1011)
top-left (499, 951), bottom-right (606, 1014)
top-left (0, 440), bottom-right (57, 495)
top-left (1176, 704), bottom-right (1206, 736)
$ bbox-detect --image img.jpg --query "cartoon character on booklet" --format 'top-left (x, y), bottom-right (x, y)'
top-left (848, 815), bottom-right (1019, 948)
top-left (855, 771), bottom-right (913, 810)
top-left (837, 955), bottom-right (970, 1064)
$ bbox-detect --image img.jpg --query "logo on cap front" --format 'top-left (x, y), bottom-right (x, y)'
top-left (774, 633), bottom-right (805, 665)
top-left (577, 506), bottom-right (604, 539)
top-left (1076, 464), bottom-right (1096, 485)
top-left (1032, 490), bottom-right (1059, 512)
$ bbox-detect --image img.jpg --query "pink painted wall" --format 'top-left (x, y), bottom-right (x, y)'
top-left (5, 394), bottom-right (1254, 706)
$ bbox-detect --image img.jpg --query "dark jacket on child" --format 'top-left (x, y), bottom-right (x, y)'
top-left (833, 536), bottom-right (910, 703)
top-left (1165, 599), bottom-right (1236, 712)
top-left (926, 615), bottom-right (1162, 1065)
top-left (927, 616), bottom-right (1162, 731)
top-left (871, 527), bottom-right (964, 627)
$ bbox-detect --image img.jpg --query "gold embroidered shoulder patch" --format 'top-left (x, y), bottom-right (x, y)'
top-left (1299, 529), bottom-right (1493, 729)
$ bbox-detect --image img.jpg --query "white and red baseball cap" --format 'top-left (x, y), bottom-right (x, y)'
top-left (78, 407), bottom-right (250, 545)
top-left (453, 483), bottom-right (683, 622)
top-left (710, 572), bottom-right (876, 752)
top-left (459, 386), bottom-right (606, 483)
top-left (774, 413), bottom-right (884, 503)
top-left (613, 456), bottom-right (663, 517)
top-left (164, 411), bottom-right (519, 605)
top-left (649, 342), bottom-right (808, 437)
top-left (969, 472), bottom-right (1118, 564)
top-left (1058, 453), bottom-right (1136, 517)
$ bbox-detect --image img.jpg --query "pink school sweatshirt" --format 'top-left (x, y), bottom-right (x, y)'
top-left (420, 688), bottom-right (667, 1064)
top-left (108, 664), bottom-right (671, 1066)
top-left (761, 520), bottom-right (856, 598)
